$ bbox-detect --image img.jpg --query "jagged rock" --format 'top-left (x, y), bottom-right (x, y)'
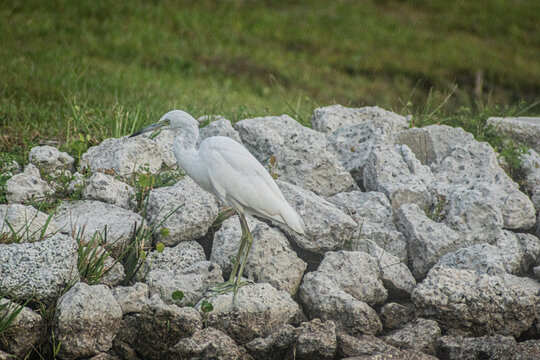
top-left (99, 256), bottom-right (126, 286)
top-left (114, 294), bottom-right (201, 359)
top-left (145, 177), bottom-right (219, 246)
top-left (337, 332), bottom-right (398, 358)
top-left (53, 200), bottom-right (146, 256)
top-left (111, 283), bottom-right (149, 315)
top-left (397, 125), bottom-right (536, 229)
top-left (412, 266), bottom-right (538, 336)
top-left (327, 191), bottom-right (408, 261)
top-left (203, 283), bottom-right (302, 344)
top-left (5, 171), bottom-right (52, 204)
top-left (277, 181), bottom-right (357, 253)
top-left (165, 327), bottom-right (253, 360)
top-left (0, 234), bottom-right (78, 304)
top-left (142, 241), bottom-right (206, 274)
top-left (29, 145), bottom-right (74, 174)
top-left (88, 353), bottom-right (119, 360)
top-left (395, 203), bottom-right (462, 279)
top-left (311, 105), bottom-right (409, 134)
top-left (245, 325), bottom-right (296, 360)
top-left (199, 118), bottom-right (243, 144)
top-left (382, 318), bottom-right (441, 355)
top-left (379, 303), bottom-right (415, 331)
top-left (438, 334), bottom-right (517, 360)
top-left (294, 318), bottom-right (336, 359)
top-left (54, 283), bottom-right (122, 359)
top-left (342, 351), bottom-right (437, 360)
top-left (211, 216), bottom-right (306, 295)
top-left (145, 261), bottom-right (223, 305)
top-left (143, 128), bottom-right (177, 167)
top-left (363, 144), bottom-right (433, 209)
top-left (299, 271), bottom-right (382, 336)
top-left (0, 204), bottom-right (58, 241)
top-left (326, 121), bottom-right (394, 185)
top-left (486, 116), bottom-right (540, 153)
top-left (354, 240), bottom-right (415, 297)
top-left (318, 251), bottom-right (387, 307)
top-left (235, 115), bottom-right (358, 196)
top-left (521, 149), bottom-right (540, 211)
top-left (0, 160), bottom-right (21, 176)
top-left (0, 299), bottom-right (45, 359)
top-left (515, 340), bottom-right (540, 360)
top-left (80, 136), bottom-right (164, 176)
top-left (82, 172), bottom-right (136, 210)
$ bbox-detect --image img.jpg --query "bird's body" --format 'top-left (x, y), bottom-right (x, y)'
top-left (130, 110), bottom-right (305, 305)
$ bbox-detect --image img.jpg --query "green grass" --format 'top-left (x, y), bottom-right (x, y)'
top-left (0, 0), bottom-right (539, 159)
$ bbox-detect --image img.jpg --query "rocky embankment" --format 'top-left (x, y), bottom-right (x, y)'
top-left (1, 106), bottom-right (540, 359)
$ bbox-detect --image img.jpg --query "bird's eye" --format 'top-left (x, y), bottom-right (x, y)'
top-left (163, 119), bottom-right (170, 125)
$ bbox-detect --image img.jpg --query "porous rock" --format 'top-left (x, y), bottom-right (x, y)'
top-left (53, 200), bottom-right (146, 256)
top-left (294, 318), bottom-right (337, 359)
top-left (337, 332), bottom-right (397, 358)
top-left (486, 116), bottom-right (540, 153)
top-left (29, 145), bottom-right (74, 174)
top-left (82, 172), bottom-right (136, 210)
top-left (363, 144), bottom-right (433, 209)
top-left (5, 171), bottom-right (52, 204)
top-left (412, 266), bottom-right (538, 336)
top-left (299, 271), bottom-right (382, 336)
top-left (199, 117), bottom-right (243, 144)
top-left (0, 204), bottom-right (58, 241)
top-left (235, 114), bottom-right (358, 196)
top-left (379, 302), bottom-right (415, 331)
top-left (277, 180), bottom-right (357, 253)
top-left (142, 241), bottom-right (206, 275)
top-left (311, 105), bottom-right (409, 134)
top-left (165, 327), bottom-right (252, 360)
top-left (98, 256), bottom-right (126, 286)
top-left (145, 177), bottom-right (219, 246)
top-left (438, 334), bottom-right (518, 360)
top-left (80, 136), bottom-right (163, 176)
top-left (245, 325), bottom-right (296, 360)
top-left (382, 318), bottom-right (441, 355)
top-left (395, 203), bottom-right (462, 279)
top-left (114, 294), bottom-right (201, 359)
top-left (54, 283), bottom-right (122, 359)
top-left (318, 251), bottom-right (388, 307)
top-left (520, 149), bottom-right (540, 211)
top-left (111, 282), bottom-right (149, 315)
top-left (0, 234), bottom-right (78, 304)
top-left (203, 283), bottom-right (302, 344)
top-left (0, 299), bottom-right (45, 359)
top-left (210, 215), bottom-right (307, 295)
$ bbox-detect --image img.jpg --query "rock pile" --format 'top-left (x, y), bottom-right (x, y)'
top-left (1, 108), bottom-right (539, 359)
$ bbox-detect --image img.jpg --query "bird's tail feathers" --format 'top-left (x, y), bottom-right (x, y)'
top-left (280, 202), bottom-right (305, 234)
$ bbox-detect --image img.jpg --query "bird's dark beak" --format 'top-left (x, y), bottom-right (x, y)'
top-left (129, 123), bottom-right (164, 138)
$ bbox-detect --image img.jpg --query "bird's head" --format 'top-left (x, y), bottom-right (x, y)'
top-left (129, 110), bottom-right (198, 138)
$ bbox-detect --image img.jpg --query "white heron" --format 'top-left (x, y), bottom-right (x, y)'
top-left (129, 110), bottom-right (305, 304)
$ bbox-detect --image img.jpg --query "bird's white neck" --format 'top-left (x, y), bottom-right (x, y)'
top-left (173, 124), bottom-right (199, 175)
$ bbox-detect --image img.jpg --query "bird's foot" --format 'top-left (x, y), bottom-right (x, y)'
top-left (205, 278), bottom-right (250, 296)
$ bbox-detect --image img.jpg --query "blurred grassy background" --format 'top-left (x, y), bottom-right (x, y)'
top-left (1, 0), bottom-right (539, 157)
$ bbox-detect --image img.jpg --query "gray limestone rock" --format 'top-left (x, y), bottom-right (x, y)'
top-left (382, 318), bottom-right (441, 355)
top-left (311, 105), bottom-right (409, 134)
top-left (210, 215), bottom-right (307, 295)
top-left (0, 204), bottom-right (58, 241)
top-left (318, 251), bottom-right (388, 307)
top-left (299, 271), bottom-right (382, 336)
top-left (145, 260), bottom-right (223, 306)
top-left (111, 282), bottom-right (149, 315)
top-left (379, 302), bottom-right (415, 331)
top-left (0, 234), bottom-right (79, 304)
top-left (235, 114), bottom-right (358, 196)
top-left (277, 181), bottom-right (357, 254)
top-left (412, 266), bottom-right (538, 336)
top-left (99, 256), bottom-right (126, 286)
top-left (6, 171), bottom-right (52, 204)
top-left (438, 334), bottom-right (518, 360)
top-left (54, 283), bottom-right (123, 359)
top-left (363, 144), bottom-right (433, 209)
top-left (245, 325), bottom-right (296, 360)
top-left (82, 172), bottom-right (136, 210)
top-left (294, 318), bottom-right (337, 359)
top-left (142, 241), bottom-right (206, 275)
top-left (29, 145), bottom-right (74, 174)
top-left (165, 327), bottom-right (253, 360)
top-left (337, 332), bottom-right (398, 358)
top-left (395, 203), bottom-right (463, 279)
top-left (80, 136), bottom-right (164, 176)
top-left (486, 116), bottom-right (540, 153)
top-left (203, 283), bottom-right (302, 344)
top-left (53, 200), bottom-right (146, 256)
top-left (114, 294), bottom-right (202, 359)
top-left (520, 149), bottom-right (540, 211)
top-left (0, 299), bottom-right (45, 359)
top-left (199, 118), bottom-right (243, 144)
top-left (145, 177), bottom-right (219, 246)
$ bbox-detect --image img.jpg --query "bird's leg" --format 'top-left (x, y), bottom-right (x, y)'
top-left (232, 213), bottom-right (253, 305)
